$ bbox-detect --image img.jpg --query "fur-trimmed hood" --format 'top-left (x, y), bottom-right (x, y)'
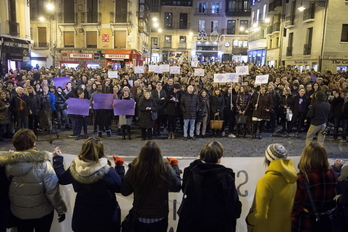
top-left (0, 150), bottom-right (50, 177)
top-left (69, 156), bottom-right (110, 184)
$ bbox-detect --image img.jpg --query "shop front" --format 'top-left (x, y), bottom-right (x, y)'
top-left (0, 37), bottom-right (31, 74)
top-left (283, 59), bottom-right (319, 72)
top-left (247, 49), bottom-right (266, 66)
top-left (104, 50), bottom-right (143, 69)
top-left (323, 59), bottom-right (348, 73)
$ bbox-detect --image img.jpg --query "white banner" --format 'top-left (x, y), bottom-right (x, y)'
top-left (107, 71), bottom-right (118, 78)
top-left (194, 68), bottom-right (205, 77)
top-left (170, 66), bottom-right (181, 74)
top-left (191, 61), bottom-right (197, 68)
top-left (148, 65), bottom-right (157, 72)
top-left (134, 66), bottom-right (144, 74)
top-left (226, 73), bottom-right (239, 83)
top-left (255, 74), bottom-right (269, 84)
top-left (214, 73), bottom-right (239, 83)
top-left (236, 66), bottom-right (249, 75)
top-left (160, 64), bottom-right (170, 73)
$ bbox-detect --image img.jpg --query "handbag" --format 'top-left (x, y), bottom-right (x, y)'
top-left (121, 208), bottom-right (138, 232)
top-left (301, 172), bottom-right (344, 232)
top-left (210, 115), bottom-right (224, 129)
top-left (236, 114), bottom-right (248, 125)
top-left (286, 108), bottom-right (293, 121)
top-left (151, 111), bottom-right (158, 121)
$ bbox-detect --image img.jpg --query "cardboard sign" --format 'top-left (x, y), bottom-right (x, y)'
top-left (107, 71), bottom-right (118, 78)
top-left (226, 73), bottom-right (239, 83)
top-left (160, 64), bottom-right (170, 73)
top-left (170, 66), bottom-right (181, 74)
top-left (134, 66), bottom-right (144, 74)
top-left (236, 66), bottom-right (249, 75)
top-left (255, 75), bottom-right (269, 84)
top-left (194, 68), bottom-right (205, 77)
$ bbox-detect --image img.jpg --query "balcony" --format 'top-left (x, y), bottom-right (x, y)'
top-left (8, 20), bottom-right (19, 36)
top-left (284, 15), bottom-right (295, 28)
top-left (303, 8), bottom-right (315, 22)
top-left (272, 22), bottom-right (280, 33)
top-left (58, 13), bottom-right (77, 24)
top-left (266, 25), bottom-right (273, 35)
top-left (303, 44), bottom-right (311, 55)
top-left (34, 42), bottom-right (49, 48)
top-left (195, 8), bottom-right (222, 16)
top-left (249, 27), bottom-right (266, 41)
top-left (178, 42), bottom-right (186, 49)
top-left (163, 42), bottom-right (172, 48)
top-left (286, 46), bottom-right (293, 56)
top-left (225, 9), bottom-right (251, 17)
top-left (269, 0), bottom-right (282, 12)
top-left (81, 12), bottom-right (101, 24)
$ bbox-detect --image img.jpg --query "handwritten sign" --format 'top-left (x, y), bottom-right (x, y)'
top-left (255, 75), bottom-right (269, 84)
top-left (191, 61), bottom-right (197, 67)
top-left (194, 69), bottom-right (205, 77)
top-left (170, 66), bottom-right (180, 74)
top-left (107, 71), bottom-right (118, 78)
top-left (160, 64), bottom-right (170, 73)
top-left (236, 66), bottom-right (249, 75)
top-left (134, 66), bottom-right (144, 74)
top-left (226, 73), bottom-right (239, 83)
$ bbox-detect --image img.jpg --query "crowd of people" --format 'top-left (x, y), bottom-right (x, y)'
top-left (0, 62), bottom-right (347, 143)
top-left (0, 129), bottom-right (347, 232)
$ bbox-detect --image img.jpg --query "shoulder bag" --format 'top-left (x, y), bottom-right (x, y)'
top-left (210, 115), bottom-right (224, 130)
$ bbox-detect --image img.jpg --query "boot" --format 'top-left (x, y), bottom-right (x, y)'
top-left (168, 132), bottom-right (172, 139)
top-left (98, 132), bottom-right (102, 138)
top-left (106, 131), bottom-right (111, 137)
top-left (172, 132), bottom-right (175, 139)
top-left (127, 127), bottom-right (131, 140)
top-left (128, 134), bottom-right (132, 140)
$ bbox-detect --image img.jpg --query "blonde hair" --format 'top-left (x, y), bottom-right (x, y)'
top-left (78, 137), bottom-right (105, 162)
top-left (24, 86), bottom-right (36, 95)
top-left (298, 142), bottom-right (329, 172)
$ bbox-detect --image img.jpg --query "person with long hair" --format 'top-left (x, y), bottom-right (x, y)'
top-left (195, 90), bottom-right (210, 138)
top-left (247, 144), bottom-right (297, 232)
top-left (177, 141), bottom-right (241, 232)
top-left (52, 137), bottom-right (124, 232)
top-left (291, 142), bottom-right (337, 232)
top-left (236, 85), bottom-right (251, 137)
top-left (121, 141), bottom-right (181, 232)
top-left (0, 129), bottom-right (67, 232)
top-left (210, 88), bottom-right (225, 137)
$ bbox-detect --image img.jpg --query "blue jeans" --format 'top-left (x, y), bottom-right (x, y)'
top-left (136, 218), bottom-right (168, 232)
top-left (184, 119), bottom-right (195, 137)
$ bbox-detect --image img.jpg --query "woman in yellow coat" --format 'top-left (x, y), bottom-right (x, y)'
top-left (246, 143), bottom-right (297, 232)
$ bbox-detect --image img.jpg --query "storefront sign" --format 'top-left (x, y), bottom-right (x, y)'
top-left (3, 41), bottom-right (29, 48)
top-left (23, 57), bottom-right (30, 62)
top-left (331, 59), bottom-right (348, 64)
top-left (294, 60), bottom-right (309, 64)
top-left (69, 53), bottom-right (93, 59)
top-left (105, 54), bottom-right (130, 59)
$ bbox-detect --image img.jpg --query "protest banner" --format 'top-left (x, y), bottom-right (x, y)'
top-left (213, 73), bottom-right (227, 83)
top-left (170, 66), bottom-right (181, 74)
top-left (236, 66), bottom-right (249, 75)
top-left (226, 73), bottom-right (239, 83)
top-left (37, 154), bottom-right (336, 232)
top-left (134, 66), bottom-right (144, 74)
top-left (107, 71), bottom-right (118, 78)
top-left (66, 98), bottom-right (90, 116)
top-left (160, 64), bottom-right (170, 73)
top-left (148, 65), bottom-right (157, 72)
top-left (92, 93), bottom-right (113, 109)
top-left (113, 99), bottom-right (135, 115)
top-left (194, 68), bottom-right (205, 76)
top-left (255, 74), bottom-right (269, 84)
top-left (53, 76), bottom-right (70, 88)
top-left (191, 61), bottom-right (197, 67)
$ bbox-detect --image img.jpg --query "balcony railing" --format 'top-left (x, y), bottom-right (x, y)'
top-left (286, 46), bottom-right (293, 56)
top-left (8, 20), bottom-right (19, 36)
top-left (284, 15), bottom-right (295, 28)
top-left (303, 8), bottom-right (315, 21)
top-left (34, 42), bottom-right (49, 48)
top-left (225, 9), bottom-right (251, 17)
top-left (178, 42), bottom-right (186, 49)
top-left (273, 22), bottom-right (280, 32)
top-left (303, 44), bottom-right (311, 55)
top-left (266, 25), bottom-right (273, 35)
top-left (161, 22), bottom-right (191, 30)
top-left (163, 42), bottom-right (172, 48)
top-left (195, 8), bottom-right (222, 16)
top-left (58, 13), bottom-right (77, 24)
top-left (81, 12), bottom-right (101, 24)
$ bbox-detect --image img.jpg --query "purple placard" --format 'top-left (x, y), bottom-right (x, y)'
top-left (113, 99), bottom-right (135, 116)
top-left (92, 93), bottom-right (114, 109)
top-left (67, 98), bottom-right (90, 116)
top-left (53, 76), bottom-right (70, 88)
top-left (311, 76), bottom-right (317, 82)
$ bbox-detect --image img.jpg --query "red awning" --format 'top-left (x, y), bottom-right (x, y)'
top-left (104, 50), bottom-right (132, 54)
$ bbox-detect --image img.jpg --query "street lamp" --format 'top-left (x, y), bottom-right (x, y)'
top-left (46, 2), bottom-right (55, 11)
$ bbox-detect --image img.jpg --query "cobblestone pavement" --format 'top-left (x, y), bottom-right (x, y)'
top-left (1, 125), bottom-right (347, 160)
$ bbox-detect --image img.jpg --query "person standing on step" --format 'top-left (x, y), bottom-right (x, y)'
top-left (139, 91), bottom-right (157, 140)
top-left (118, 90), bottom-right (134, 140)
top-left (166, 84), bottom-right (181, 139)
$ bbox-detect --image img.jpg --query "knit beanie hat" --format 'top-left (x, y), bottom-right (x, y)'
top-left (265, 144), bottom-right (288, 162)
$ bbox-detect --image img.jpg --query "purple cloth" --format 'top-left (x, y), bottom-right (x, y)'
top-left (53, 77), bottom-right (70, 88)
top-left (92, 94), bottom-right (113, 109)
top-left (67, 98), bottom-right (90, 116)
top-left (113, 99), bottom-right (135, 115)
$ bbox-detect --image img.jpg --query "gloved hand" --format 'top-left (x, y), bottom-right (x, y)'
top-left (58, 214), bottom-right (66, 223)
top-left (113, 156), bottom-right (125, 166)
top-left (167, 157), bottom-right (179, 166)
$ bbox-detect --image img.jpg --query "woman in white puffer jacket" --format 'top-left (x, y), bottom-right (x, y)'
top-left (0, 129), bottom-right (67, 232)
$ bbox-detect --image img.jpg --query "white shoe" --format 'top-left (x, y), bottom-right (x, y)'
top-left (228, 133), bottom-right (236, 138)
top-left (222, 131), bottom-right (226, 136)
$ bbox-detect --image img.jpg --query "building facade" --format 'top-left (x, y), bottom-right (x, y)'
top-left (192, 0), bottom-right (251, 63)
top-left (0, 0), bottom-right (32, 75)
top-left (30, 0), bottom-right (149, 69)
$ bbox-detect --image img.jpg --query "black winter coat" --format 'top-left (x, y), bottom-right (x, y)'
top-left (331, 96), bottom-right (344, 118)
top-left (224, 93), bottom-right (237, 116)
top-left (180, 93), bottom-right (199, 119)
top-left (177, 161), bottom-right (242, 232)
top-left (27, 93), bottom-right (40, 115)
top-left (236, 93), bottom-right (251, 114)
top-left (138, 97), bottom-right (157, 129)
top-left (165, 90), bottom-right (180, 116)
top-left (252, 93), bottom-right (274, 120)
top-left (210, 95), bottom-right (225, 120)
top-left (55, 93), bottom-right (67, 110)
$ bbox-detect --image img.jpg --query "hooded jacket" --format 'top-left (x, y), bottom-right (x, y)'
top-left (177, 161), bottom-right (241, 232)
top-left (53, 155), bottom-right (124, 232)
top-left (0, 150), bottom-right (67, 220)
top-left (247, 159), bottom-right (297, 232)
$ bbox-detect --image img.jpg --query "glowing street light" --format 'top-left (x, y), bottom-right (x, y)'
top-left (154, 22), bottom-right (159, 28)
top-left (152, 17), bottom-right (158, 22)
top-left (39, 16), bottom-right (45, 21)
top-left (158, 28), bottom-right (162, 33)
top-left (265, 18), bottom-right (270, 23)
top-left (240, 27), bottom-right (245, 32)
top-left (46, 2), bottom-right (55, 11)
